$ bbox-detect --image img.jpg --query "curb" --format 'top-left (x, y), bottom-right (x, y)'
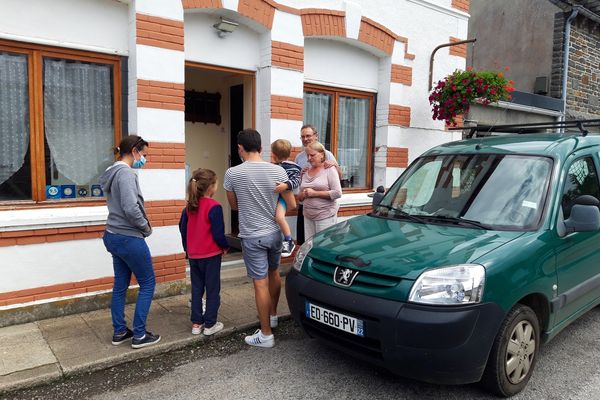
top-left (0, 314), bottom-right (292, 395)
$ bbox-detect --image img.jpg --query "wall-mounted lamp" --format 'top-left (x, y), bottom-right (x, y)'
top-left (213, 18), bottom-right (238, 38)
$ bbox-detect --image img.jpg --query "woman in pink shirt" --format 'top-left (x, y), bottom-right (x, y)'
top-left (298, 142), bottom-right (343, 239)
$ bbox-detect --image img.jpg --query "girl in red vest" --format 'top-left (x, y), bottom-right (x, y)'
top-left (179, 169), bottom-right (229, 336)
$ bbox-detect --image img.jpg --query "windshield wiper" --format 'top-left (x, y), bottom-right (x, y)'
top-left (374, 204), bottom-right (426, 224)
top-left (423, 215), bottom-right (492, 230)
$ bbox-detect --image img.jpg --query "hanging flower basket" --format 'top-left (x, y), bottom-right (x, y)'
top-left (429, 68), bottom-right (514, 126)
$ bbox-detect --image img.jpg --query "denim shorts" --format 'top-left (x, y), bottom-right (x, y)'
top-left (240, 231), bottom-right (282, 279)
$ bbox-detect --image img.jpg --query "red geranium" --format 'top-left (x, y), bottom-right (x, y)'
top-left (430, 69), bottom-right (514, 126)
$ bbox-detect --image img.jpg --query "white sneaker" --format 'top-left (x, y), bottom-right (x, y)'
top-left (270, 315), bottom-right (278, 328)
top-left (203, 321), bottom-right (224, 336)
top-left (191, 324), bottom-right (203, 335)
top-left (244, 329), bottom-right (274, 348)
top-left (281, 240), bottom-right (296, 257)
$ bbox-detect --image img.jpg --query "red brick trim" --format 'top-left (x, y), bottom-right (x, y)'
top-left (137, 79), bottom-right (184, 111)
top-left (271, 95), bottom-right (303, 120)
top-left (388, 105), bottom-right (411, 127)
top-left (396, 36), bottom-right (416, 60)
top-left (449, 37), bottom-right (467, 58)
top-left (265, 0), bottom-right (300, 15)
top-left (145, 200), bottom-right (187, 227)
top-left (0, 225), bottom-right (105, 247)
top-left (181, 0), bottom-right (222, 8)
top-left (387, 147), bottom-right (409, 168)
top-left (451, 0), bottom-right (470, 13)
top-left (272, 41), bottom-right (304, 71)
top-left (0, 253), bottom-right (187, 307)
top-left (145, 142), bottom-right (186, 169)
top-left (0, 199), bottom-right (184, 247)
top-left (136, 14), bottom-right (184, 52)
top-left (238, 0), bottom-right (276, 29)
top-left (290, 146), bottom-right (303, 161)
top-left (301, 9), bottom-right (346, 37)
top-left (358, 17), bottom-right (396, 55)
top-left (338, 205), bottom-right (372, 217)
top-left (391, 64), bottom-right (412, 86)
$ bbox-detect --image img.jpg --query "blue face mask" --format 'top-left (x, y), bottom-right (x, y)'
top-left (132, 154), bottom-right (146, 169)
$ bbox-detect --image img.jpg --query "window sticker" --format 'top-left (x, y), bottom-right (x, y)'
top-left (91, 184), bottom-right (104, 197)
top-left (522, 200), bottom-right (537, 209)
top-left (46, 185), bottom-right (60, 200)
top-left (77, 185), bottom-right (89, 198)
top-left (61, 185), bottom-right (76, 199)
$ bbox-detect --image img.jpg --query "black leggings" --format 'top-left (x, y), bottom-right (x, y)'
top-left (296, 204), bottom-right (305, 245)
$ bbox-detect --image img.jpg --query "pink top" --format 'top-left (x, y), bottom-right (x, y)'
top-left (300, 167), bottom-right (342, 220)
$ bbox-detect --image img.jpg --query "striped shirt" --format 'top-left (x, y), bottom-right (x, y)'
top-left (223, 161), bottom-right (288, 238)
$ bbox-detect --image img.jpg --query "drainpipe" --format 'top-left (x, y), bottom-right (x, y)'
top-left (560, 6), bottom-right (580, 131)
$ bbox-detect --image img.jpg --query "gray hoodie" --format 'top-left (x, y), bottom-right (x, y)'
top-left (100, 162), bottom-right (152, 238)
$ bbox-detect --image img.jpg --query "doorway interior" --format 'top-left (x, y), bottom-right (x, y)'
top-left (184, 62), bottom-right (255, 251)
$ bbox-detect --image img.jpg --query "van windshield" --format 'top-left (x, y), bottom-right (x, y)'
top-left (374, 154), bottom-right (553, 230)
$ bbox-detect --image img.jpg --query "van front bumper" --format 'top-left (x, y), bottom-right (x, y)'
top-left (285, 269), bottom-right (505, 385)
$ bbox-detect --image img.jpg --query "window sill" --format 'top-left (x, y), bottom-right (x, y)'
top-left (0, 198), bottom-right (107, 211)
top-left (339, 192), bottom-right (373, 207)
top-left (0, 205), bottom-right (108, 232)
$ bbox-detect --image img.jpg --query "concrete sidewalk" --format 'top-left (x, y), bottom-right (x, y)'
top-left (0, 275), bottom-right (290, 395)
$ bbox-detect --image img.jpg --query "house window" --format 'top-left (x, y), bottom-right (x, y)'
top-left (303, 84), bottom-right (374, 190)
top-left (0, 40), bottom-right (121, 203)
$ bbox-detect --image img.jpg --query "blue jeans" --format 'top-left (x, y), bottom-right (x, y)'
top-left (103, 231), bottom-right (156, 339)
top-left (189, 255), bottom-right (221, 327)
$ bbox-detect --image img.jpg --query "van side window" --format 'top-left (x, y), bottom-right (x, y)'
top-left (561, 157), bottom-right (600, 219)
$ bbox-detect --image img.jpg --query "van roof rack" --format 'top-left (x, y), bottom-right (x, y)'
top-left (449, 119), bottom-right (600, 138)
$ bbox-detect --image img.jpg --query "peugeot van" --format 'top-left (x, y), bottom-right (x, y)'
top-left (286, 126), bottom-right (600, 397)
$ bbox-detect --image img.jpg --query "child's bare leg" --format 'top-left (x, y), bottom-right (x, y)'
top-left (276, 201), bottom-right (292, 240)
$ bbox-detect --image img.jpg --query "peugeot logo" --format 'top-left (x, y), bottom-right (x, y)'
top-left (334, 267), bottom-right (359, 287)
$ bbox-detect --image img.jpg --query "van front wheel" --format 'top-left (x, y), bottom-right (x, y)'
top-left (481, 304), bottom-right (540, 397)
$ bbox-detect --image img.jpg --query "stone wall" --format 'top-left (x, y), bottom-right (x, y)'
top-left (551, 6), bottom-right (600, 119)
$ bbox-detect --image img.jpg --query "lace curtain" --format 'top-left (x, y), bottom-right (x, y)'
top-left (0, 53), bottom-right (29, 186)
top-left (338, 96), bottom-right (368, 187)
top-left (44, 59), bottom-right (113, 185)
top-left (303, 91), bottom-right (332, 148)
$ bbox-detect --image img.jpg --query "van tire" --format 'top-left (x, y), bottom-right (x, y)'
top-left (481, 304), bottom-right (540, 397)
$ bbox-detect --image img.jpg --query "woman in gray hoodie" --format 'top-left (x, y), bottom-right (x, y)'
top-left (100, 135), bottom-right (160, 349)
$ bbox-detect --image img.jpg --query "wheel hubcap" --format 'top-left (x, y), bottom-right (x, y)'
top-left (505, 320), bottom-right (536, 384)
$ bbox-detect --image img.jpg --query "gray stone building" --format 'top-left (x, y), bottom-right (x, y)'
top-left (465, 0), bottom-right (600, 127)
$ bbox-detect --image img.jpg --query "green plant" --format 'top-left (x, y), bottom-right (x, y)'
top-left (429, 68), bottom-right (514, 126)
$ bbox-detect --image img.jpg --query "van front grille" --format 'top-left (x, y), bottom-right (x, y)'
top-left (309, 258), bottom-right (401, 289)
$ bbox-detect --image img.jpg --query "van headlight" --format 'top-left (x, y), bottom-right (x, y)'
top-left (408, 264), bottom-right (485, 305)
top-left (293, 237), bottom-right (313, 271)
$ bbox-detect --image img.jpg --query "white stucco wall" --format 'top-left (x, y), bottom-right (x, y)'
top-left (0, 224), bottom-right (184, 293)
top-left (0, 0), bottom-right (470, 304)
top-left (0, 0), bottom-right (129, 55)
top-left (184, 12), bottom-right (262, 71)
top-left (304, 39), bottom-right (379, 92)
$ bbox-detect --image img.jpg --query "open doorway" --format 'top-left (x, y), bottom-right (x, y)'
top-left (184, 62), bottom-right (254, 249)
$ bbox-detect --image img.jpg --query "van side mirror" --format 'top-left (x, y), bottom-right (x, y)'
top-left (372, 186), bottom-right (385, 210)
top-left (564, 195), bottom-right (600, 233)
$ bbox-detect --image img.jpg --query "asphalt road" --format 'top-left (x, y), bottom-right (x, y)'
top-left (5, 307), bottom-right (600, 400)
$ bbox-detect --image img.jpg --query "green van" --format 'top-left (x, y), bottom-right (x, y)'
top-left (285, 128), bottom-right (600, 397)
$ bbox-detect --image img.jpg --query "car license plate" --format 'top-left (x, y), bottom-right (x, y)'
top-left (305, 301), bottom-right (364, 337)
